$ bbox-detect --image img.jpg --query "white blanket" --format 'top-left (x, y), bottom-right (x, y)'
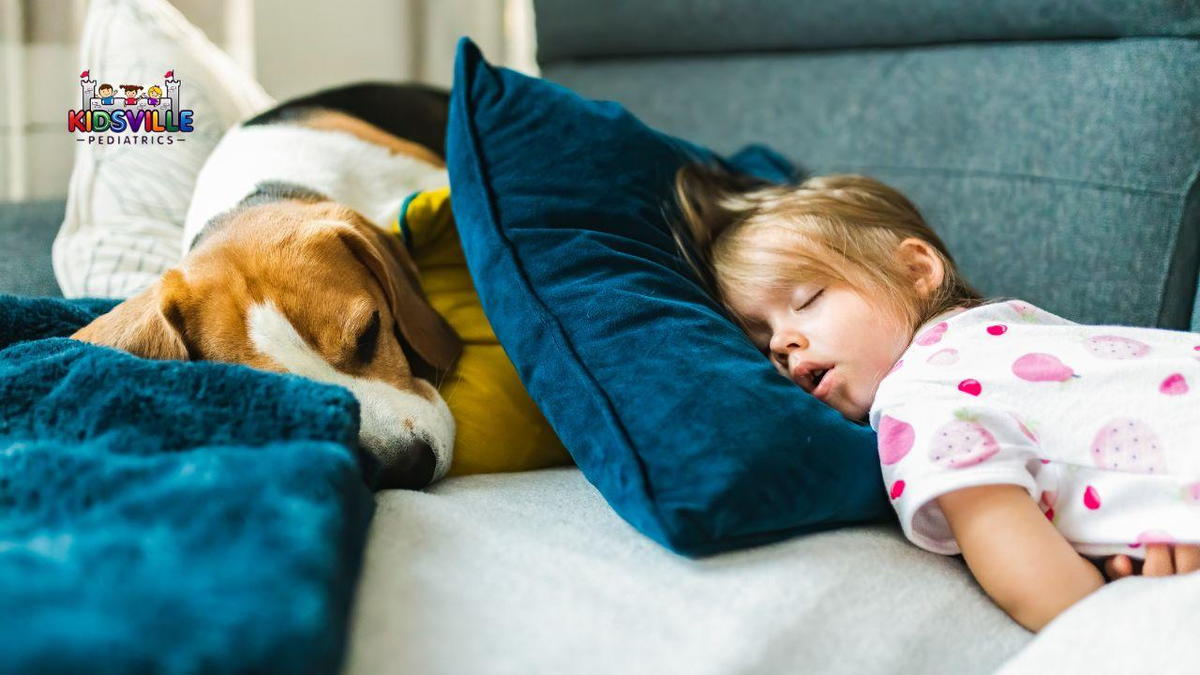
top-left (343, 468), bottom-right (1199, 674)
top-left (996, 572), bottom-right (1200, 673)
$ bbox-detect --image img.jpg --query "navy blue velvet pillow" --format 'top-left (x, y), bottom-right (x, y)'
top-left (447, 38), bottom-right (893, 556)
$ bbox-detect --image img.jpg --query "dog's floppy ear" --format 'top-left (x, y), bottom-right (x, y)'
top-left (70, 268), bottom-right (193, 360)
top-left (336, 218), bottom-right (462, 374)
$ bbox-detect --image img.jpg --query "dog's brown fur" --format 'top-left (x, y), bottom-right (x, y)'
top-left (72, 98), bottom-right (461, 488)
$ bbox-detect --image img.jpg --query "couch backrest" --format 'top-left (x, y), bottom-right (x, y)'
top-left (534, 0), bottom-right (1200, 331)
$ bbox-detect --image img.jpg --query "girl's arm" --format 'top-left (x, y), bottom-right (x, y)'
top-left (937, 484), bottom-right (1106, 632)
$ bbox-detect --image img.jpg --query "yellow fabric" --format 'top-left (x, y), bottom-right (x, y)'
top-left (395, 186), bottom-right (571, 475)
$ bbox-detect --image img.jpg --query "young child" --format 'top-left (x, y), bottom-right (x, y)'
top-left (672, 163), bottom-right (1200, 632)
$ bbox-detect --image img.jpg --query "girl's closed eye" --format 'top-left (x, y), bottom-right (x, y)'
top-left (795, 288), bottom-right (824, 312)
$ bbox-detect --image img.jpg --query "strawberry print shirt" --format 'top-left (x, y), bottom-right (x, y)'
top-left (868, 300), bottom-right (1200, 559)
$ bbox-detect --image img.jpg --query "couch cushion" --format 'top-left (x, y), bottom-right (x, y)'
top-left (344, 469), bottom-right (1034, 675)
top-left (535, 0), bottom-right (1200, 61)
top-left (446, 38), bottom-right (893, 556)
top-left (543, 39), bottom-right (1200, 330)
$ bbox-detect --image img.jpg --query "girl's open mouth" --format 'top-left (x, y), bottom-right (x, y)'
top-left (813, 367), bottom-right (834, 399)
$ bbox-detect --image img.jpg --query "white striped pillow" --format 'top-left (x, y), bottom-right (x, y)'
top-left (53, 0), bottom-right (273, 299)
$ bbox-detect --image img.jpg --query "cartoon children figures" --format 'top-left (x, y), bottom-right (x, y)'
top-left (120, 84), bottom-right (143, 105)
top-left (145, 85), bottom-right (162, 106)
top-left (98, 83), bottom-right (115, 105)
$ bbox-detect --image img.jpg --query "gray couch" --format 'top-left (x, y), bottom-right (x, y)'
top-left (536, 0), bottom-right (1200, 333)
top-left (0, 200), bottom-right (66, 298)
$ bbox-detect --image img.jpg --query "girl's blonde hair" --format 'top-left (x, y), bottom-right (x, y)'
top-left (671, 162), bottom-right (983, 335)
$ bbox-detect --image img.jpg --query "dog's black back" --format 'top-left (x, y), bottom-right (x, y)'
top-left (243, 82), bottom-right (450, 159)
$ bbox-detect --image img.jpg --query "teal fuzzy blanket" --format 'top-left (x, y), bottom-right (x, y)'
top-left (0, 294), bottom-right (376, 674)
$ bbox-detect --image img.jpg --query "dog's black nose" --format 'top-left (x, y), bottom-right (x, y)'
top-left (375, 439), bottom-right (436, 490)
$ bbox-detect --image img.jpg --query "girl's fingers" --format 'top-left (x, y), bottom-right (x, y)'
top-left (1174, 545), bottom-right (1200, 575)
top-left (1143, 544), bottom-right (1175, 576)
top-left (1098, 546), bottom-right (1200, 580)
top-left (1104, 554), bottom-right (1134, 581)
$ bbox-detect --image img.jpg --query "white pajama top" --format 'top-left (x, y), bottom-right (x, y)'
top-left (867, 300), bottom-right (1200, 559)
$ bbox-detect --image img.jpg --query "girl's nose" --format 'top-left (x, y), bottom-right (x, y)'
top-left (769, 330), bottom-right (808, 362)
top-left (768, 326), bottom-right (806, 365)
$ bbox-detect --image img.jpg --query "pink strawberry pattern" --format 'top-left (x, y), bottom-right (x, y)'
top-left (929, 411), bottom-right (1000, 468)
top-left (1159, 373), bottom-right (1189, 395)
top-left (927, 348), bottom-right (959, 366)
top-left (1011, 353), bottom-right (1078, 382)
top-left (1090, 418), bottom-right (1168, 474)
top-left (916, 322), bottom-right (948, 346)
top-left (878, 300), bottom-right (1200, 556)
top-left (878, 416), bottom-right (915, 465)
top-left (1084, 335), bottom-right (1151, 359)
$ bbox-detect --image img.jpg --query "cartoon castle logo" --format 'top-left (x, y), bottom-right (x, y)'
top-left (68, 68), bottom-right (194, 143)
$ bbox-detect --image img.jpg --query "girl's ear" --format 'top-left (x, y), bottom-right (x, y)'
top-left (896, 237), bottom-right (945, 298)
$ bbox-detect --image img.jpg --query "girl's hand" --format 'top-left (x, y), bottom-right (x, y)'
top-left (1103, 545), bottom-right (1200, 580)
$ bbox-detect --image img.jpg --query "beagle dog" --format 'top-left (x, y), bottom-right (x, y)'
top-left (71, 83), bottom-right (464, 489)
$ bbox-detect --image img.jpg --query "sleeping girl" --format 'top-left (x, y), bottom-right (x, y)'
top-left (672, 163), bottom-right (1200, 632)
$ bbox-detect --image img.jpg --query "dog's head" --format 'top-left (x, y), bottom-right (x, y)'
top-left (71, 186), bottom-right (462, 489)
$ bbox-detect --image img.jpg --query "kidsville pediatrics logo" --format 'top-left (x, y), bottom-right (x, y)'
top-left (67, 68), bottom-right (194, 145)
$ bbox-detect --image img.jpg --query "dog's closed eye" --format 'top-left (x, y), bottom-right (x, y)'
top-left (355, 310), bottom-right (381, 364)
